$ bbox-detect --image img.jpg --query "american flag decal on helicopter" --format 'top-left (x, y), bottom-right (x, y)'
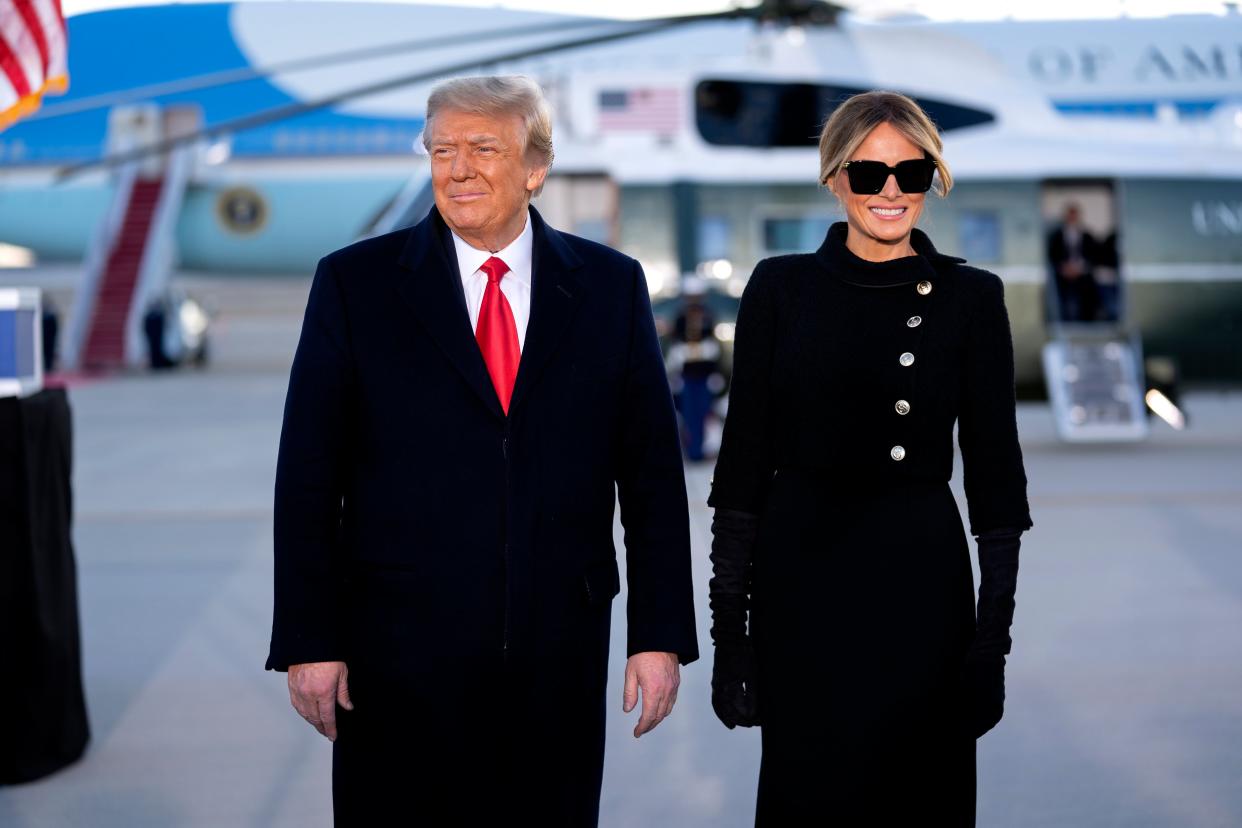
top-left (598, 87), bottom-right (681, 134)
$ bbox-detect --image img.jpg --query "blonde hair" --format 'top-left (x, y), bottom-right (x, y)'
top-left (423, 75), bottom-right (554, 194)
top-left (818, 91), bottom-right (953, 197)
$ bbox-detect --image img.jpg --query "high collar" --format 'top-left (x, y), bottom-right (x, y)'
top-left (814, 222), bottom-right (963, 288)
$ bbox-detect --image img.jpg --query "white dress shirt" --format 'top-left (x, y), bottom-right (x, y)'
top-left (451, 211), bottom-right (533, 351)
top-left (1063, 225), bottom-right (1084, 267)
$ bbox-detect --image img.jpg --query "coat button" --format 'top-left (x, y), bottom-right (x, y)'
top-left (891, 445), bottom-right (906, 461)
top-left (895, 399), bottom-right (911, 415)
top-left (917, 280), bottom-right (932, 295)
top-left (899, 352), bottom-right (915, 367)
top-left (907, 315), bottom-right (922, 328)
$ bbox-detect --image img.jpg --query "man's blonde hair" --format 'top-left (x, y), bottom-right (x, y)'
top-left (423, 75), bottom-right (554, 195)
top-left (818, 91), bottom-right (953, 197)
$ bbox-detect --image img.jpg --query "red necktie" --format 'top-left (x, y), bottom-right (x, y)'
top-left (475, 256), bottom-right (521, 414)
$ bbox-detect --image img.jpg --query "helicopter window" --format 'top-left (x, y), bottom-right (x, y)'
top-left (762, 215), bottom-right (833, 254)
top-left (574, 219), bottom-right (610, 244)
top-left (958, 210), bottom-right (1003, 264)
top-left (698, 216), bottom-right (732, 261)
top-left (695, 80), bottom-right (995, 148)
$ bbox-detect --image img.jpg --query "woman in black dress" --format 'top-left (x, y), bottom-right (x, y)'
top-left (707, 91), bottom-right (1032, 825)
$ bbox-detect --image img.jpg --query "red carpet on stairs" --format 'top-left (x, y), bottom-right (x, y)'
top-left (82, 177), bottom-right (164, 369)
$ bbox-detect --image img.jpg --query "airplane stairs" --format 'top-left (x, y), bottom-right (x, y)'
top-left (80, 177), bottom-right (165, 369)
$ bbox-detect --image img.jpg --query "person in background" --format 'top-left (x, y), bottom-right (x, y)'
top-left (1047, 203), bottom-right (1099, 322)
top-left (40, 299), bottom-right (59, 374)
top-left (1093, 230), bottom-right (1121, 322)
top-left (667, 276), bottom-right (721, 461)
top-left (707, 90), bottom-right (1032, 825)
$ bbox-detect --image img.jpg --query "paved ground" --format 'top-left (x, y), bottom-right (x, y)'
top-left (2, 274), bottom-right (1240, 826)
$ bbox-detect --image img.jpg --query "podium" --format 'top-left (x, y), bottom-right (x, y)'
top-left (0, 388), bottom-right (90, 784)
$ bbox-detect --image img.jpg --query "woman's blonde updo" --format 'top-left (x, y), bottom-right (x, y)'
top-left (818, 91), bottom-right (953, 197)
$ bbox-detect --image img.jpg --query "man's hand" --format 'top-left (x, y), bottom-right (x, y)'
top-left (288, 661), bottom-right (353, 741)
top-left (622, 651), bottom-right (680, 738)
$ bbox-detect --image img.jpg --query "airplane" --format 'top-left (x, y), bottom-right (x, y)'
top-left (0, 1), bottom-right (1238, 431)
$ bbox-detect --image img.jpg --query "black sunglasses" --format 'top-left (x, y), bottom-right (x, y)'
top-left (839, 155), bottom-right (936, 195)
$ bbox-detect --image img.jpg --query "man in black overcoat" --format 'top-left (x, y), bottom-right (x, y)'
top-left (1047, 202), bottom-right (1099, 322)
top-left (265, 75), bottom-right (698, 825)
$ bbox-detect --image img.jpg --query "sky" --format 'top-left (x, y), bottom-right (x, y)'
top-left (60, 0), bottom-right (1236, 22)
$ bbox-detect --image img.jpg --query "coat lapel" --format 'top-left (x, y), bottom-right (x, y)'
top-left (508, 206), bottom-right (585, 415)
top-left (395, 208), bottom-right (505, 419)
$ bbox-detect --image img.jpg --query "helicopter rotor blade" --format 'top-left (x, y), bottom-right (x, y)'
top-left (52, 1), bottom-right (852, 180)
top-left (55, 7), bottom-right (758, 181)
top-left (31, 10), bottom-right (749, 123)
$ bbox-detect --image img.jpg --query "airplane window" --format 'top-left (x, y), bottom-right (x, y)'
top-left (695, 80), bottom-right (995, 147)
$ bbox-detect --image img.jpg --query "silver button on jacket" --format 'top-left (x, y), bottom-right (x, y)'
top-left (907, 315), bottom-right (922, 328)
top-left (890, 445), bottom-right (906, 461)
top-left (899, 352), bottom-right (915, 367)
top-left (895, 400), bottom-right (911, 415)
top-left (916, 280), bottom-right (933, 295)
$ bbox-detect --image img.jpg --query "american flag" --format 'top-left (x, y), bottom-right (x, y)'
top-left (597, 88), bottom-right (681, 134)
top-left (1, 0), bottom-right (68, 131)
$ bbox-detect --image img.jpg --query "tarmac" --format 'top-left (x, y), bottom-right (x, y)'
top-left (1, 272), bottom-right (1240, 827)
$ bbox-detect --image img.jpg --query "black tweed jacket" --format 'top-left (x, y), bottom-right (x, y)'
top-left (709, 222), bottom-right (1032, 536)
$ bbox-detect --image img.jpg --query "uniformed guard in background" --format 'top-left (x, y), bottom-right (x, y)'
top-left (666, 276), bottom-right (722, 462)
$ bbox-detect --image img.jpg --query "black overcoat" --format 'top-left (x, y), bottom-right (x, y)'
top-left (266, 206), bottom-right (699, 825)
top-left (710, 223), bottom-right (1032, 826)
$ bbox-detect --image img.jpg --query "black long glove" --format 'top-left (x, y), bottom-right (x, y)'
top-left (962, 528), bottom-right (1022, 739)
top-left (709, 508), bottom-right (761, 729)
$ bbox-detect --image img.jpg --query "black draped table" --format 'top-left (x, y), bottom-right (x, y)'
top-left (0, 388), bottom-right (89, 784)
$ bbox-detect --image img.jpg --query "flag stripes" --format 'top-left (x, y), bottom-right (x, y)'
top-left (1, 0), bottom-right (68, 131)
top-left (597, 88), bottom-right (681, 134)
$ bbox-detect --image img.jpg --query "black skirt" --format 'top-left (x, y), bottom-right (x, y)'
top-left (751, 472), bottom-right (977, 826)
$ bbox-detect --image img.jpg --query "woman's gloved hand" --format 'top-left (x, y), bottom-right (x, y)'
top-left (962, 528), bottom-right (1022, 739)
top-left (961, 650), bottom-right (1005, 739)
top-left (709, 508), bottom-right (761, 729)
top-left (712, 635), bottom-right (759, 729)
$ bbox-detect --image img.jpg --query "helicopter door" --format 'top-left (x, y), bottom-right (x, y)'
top-left (1041, 181), bottom-right (1122, 327)
top-left (537, 175), bottom-right (617, 246)
top-left (1040, 180), bottom-right (1147, 441)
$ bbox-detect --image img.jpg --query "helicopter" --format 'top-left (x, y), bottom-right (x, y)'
top-left (0, 0), bottom-right (1237, 433)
